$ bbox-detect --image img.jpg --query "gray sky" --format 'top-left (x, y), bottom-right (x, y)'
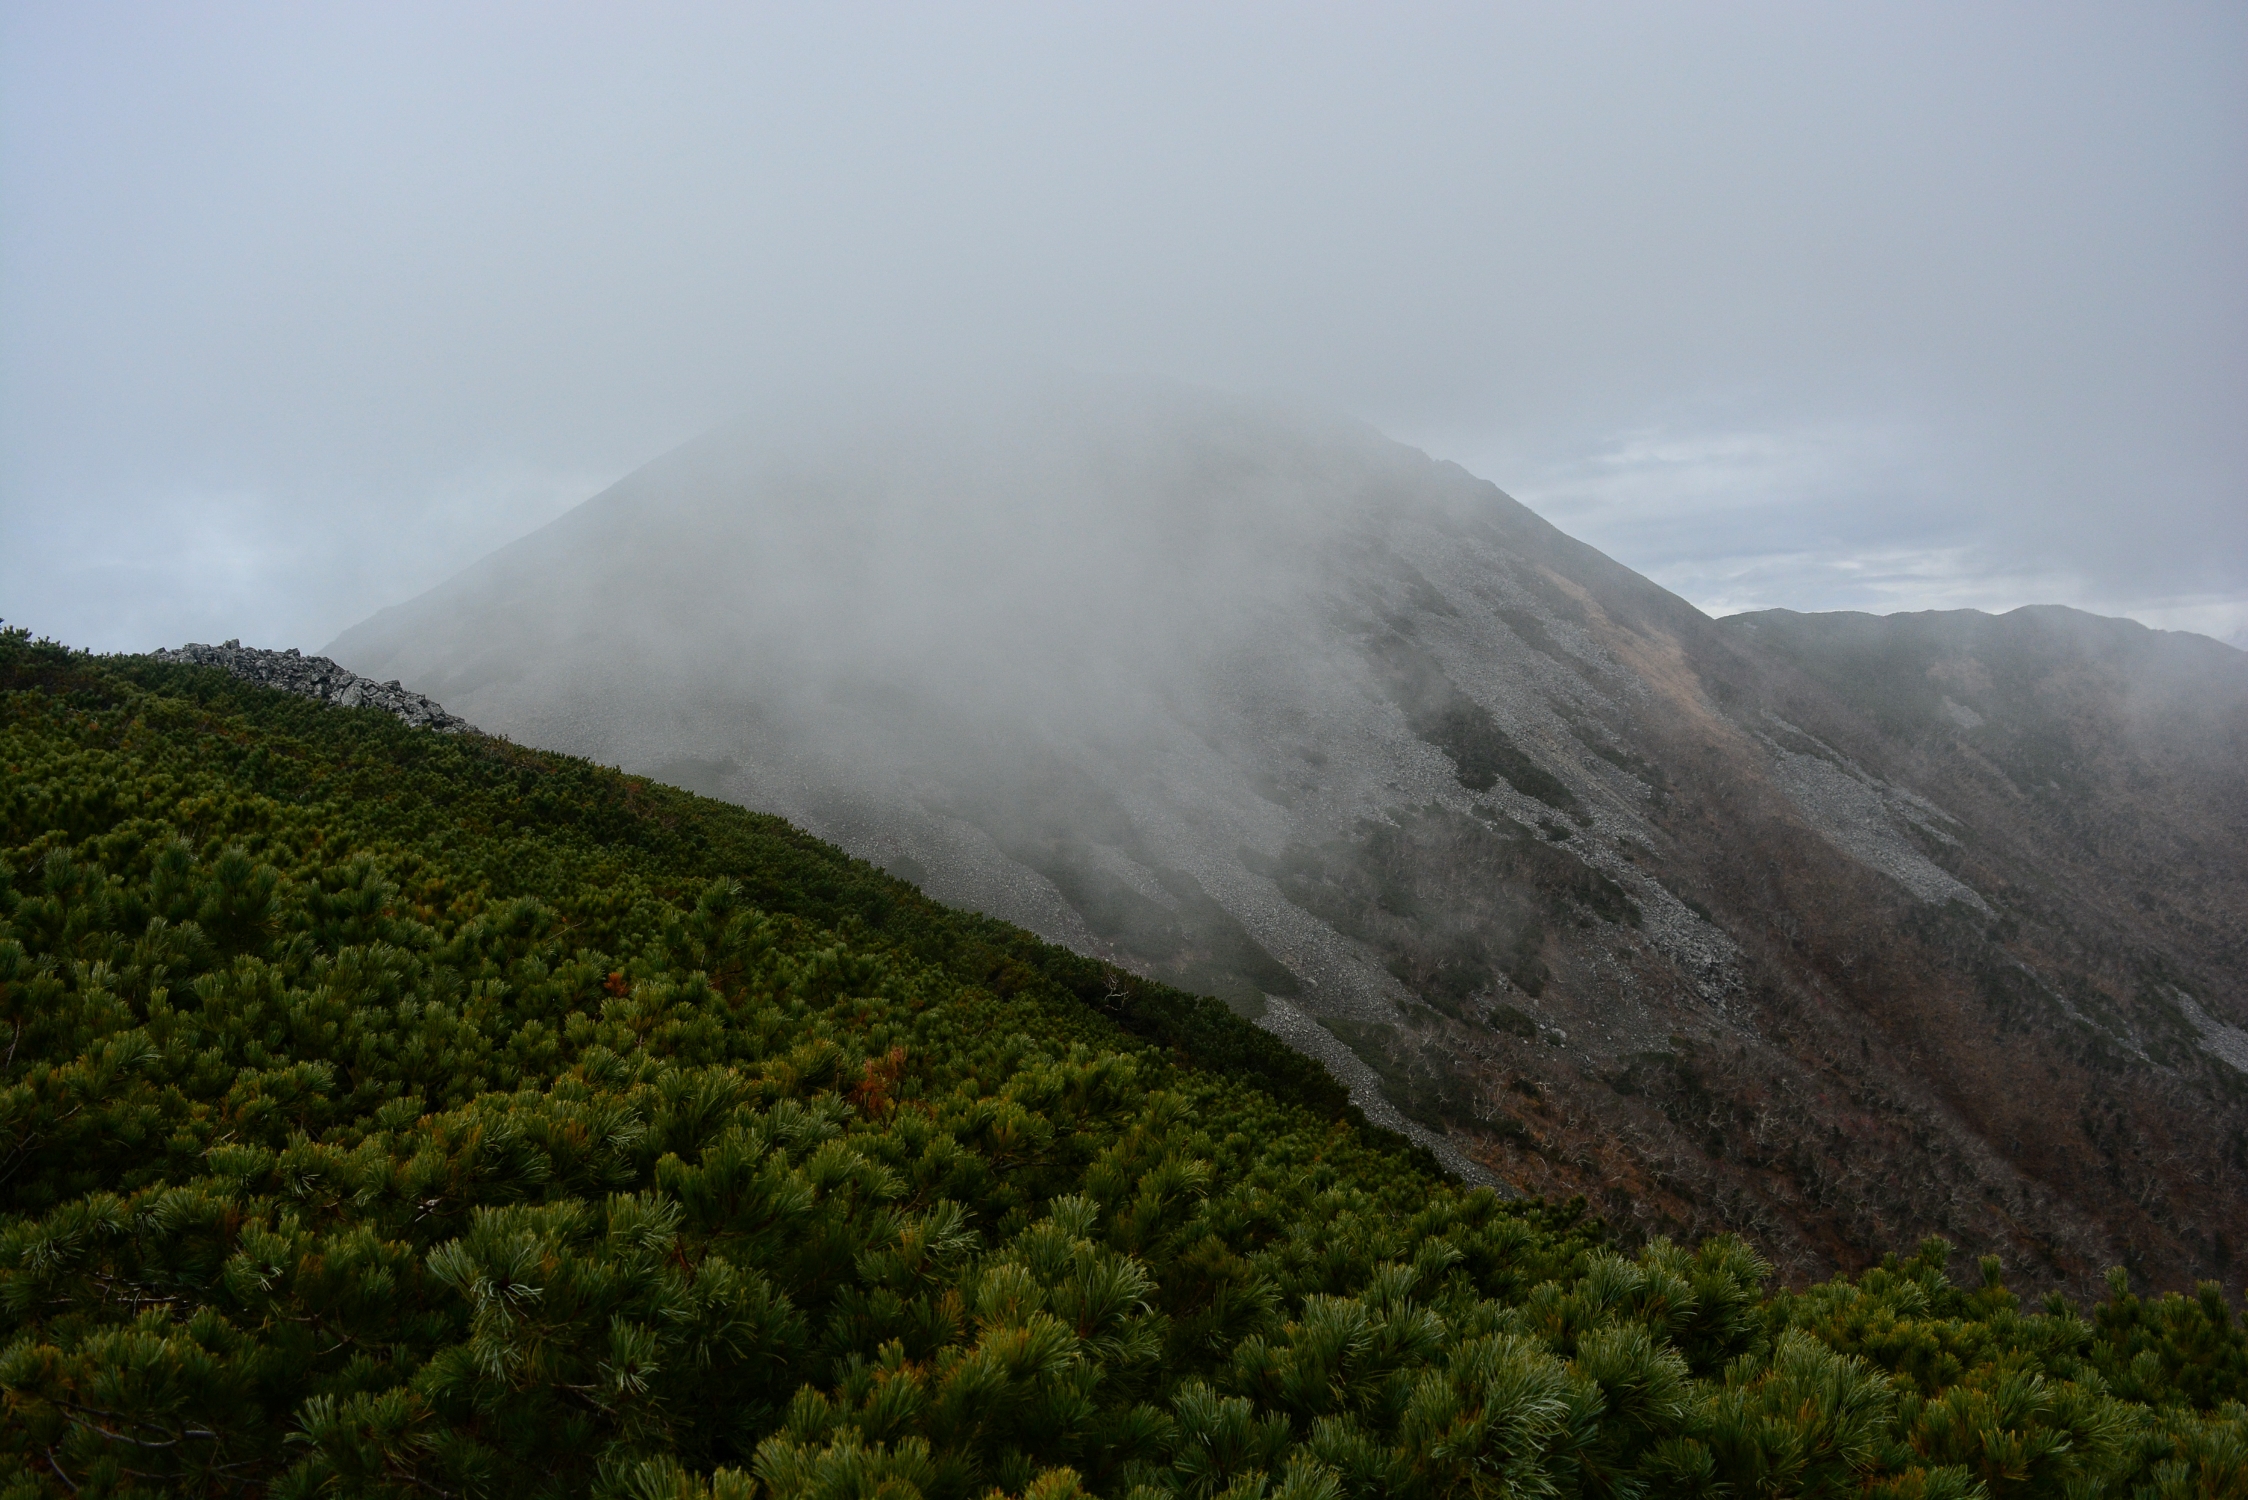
top-left (5, 1), bottom-right (2244, 652)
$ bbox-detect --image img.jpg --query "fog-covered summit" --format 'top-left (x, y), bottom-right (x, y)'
top-left (332, 372), bottom-right (1553, 760)
top-left (329, 372), bottom-right (1651, 1173)
top-left (330, 374), bottom-right (2248, 1289)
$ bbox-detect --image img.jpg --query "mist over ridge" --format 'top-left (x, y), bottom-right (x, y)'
top-left (327, 372), bottom-right (2248, 1291)
top-left (9, 12), bottom-right (2248, 1481)
top-left (330, 369), bottom-right (1703, 1176)
top-left (335, 371), bottom-right (1514, 743)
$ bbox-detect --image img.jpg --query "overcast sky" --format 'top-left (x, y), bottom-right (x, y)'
top-left (4, 1), bottom-right (2243, 653)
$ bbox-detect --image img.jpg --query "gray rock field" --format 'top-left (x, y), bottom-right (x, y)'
top-left (153, 639), bottom-right (478, 734)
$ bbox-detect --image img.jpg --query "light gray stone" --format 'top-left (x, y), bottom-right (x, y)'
top-left (149, 641), bottom-right (478, 734)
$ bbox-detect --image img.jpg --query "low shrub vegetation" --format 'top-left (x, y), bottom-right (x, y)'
top-left (1, 629), bottom-right (2241, 1498)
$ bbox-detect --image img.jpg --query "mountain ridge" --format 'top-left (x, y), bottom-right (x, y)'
top-left (324, 375), bottom-right (2248, 1297)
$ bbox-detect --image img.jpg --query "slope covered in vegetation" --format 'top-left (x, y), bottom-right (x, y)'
top-left (1, 629), bottom-right (2243, 1500)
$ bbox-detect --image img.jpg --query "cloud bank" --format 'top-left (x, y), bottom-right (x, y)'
top-left (3, 2), bottom-right (2242, 649)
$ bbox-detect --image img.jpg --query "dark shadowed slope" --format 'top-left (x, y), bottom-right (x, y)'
top-left (328, 375), bottom-right (2248, 1296)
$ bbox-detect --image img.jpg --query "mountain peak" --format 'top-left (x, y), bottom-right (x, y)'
top-left (327, 383), bottom-right (2248, 1293)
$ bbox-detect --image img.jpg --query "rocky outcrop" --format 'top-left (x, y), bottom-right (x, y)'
top-left (152, 639), bottom-right (477, 733)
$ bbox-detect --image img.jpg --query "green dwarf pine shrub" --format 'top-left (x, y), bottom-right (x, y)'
top-left (1, 628), bottom-right (2243, 1499)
